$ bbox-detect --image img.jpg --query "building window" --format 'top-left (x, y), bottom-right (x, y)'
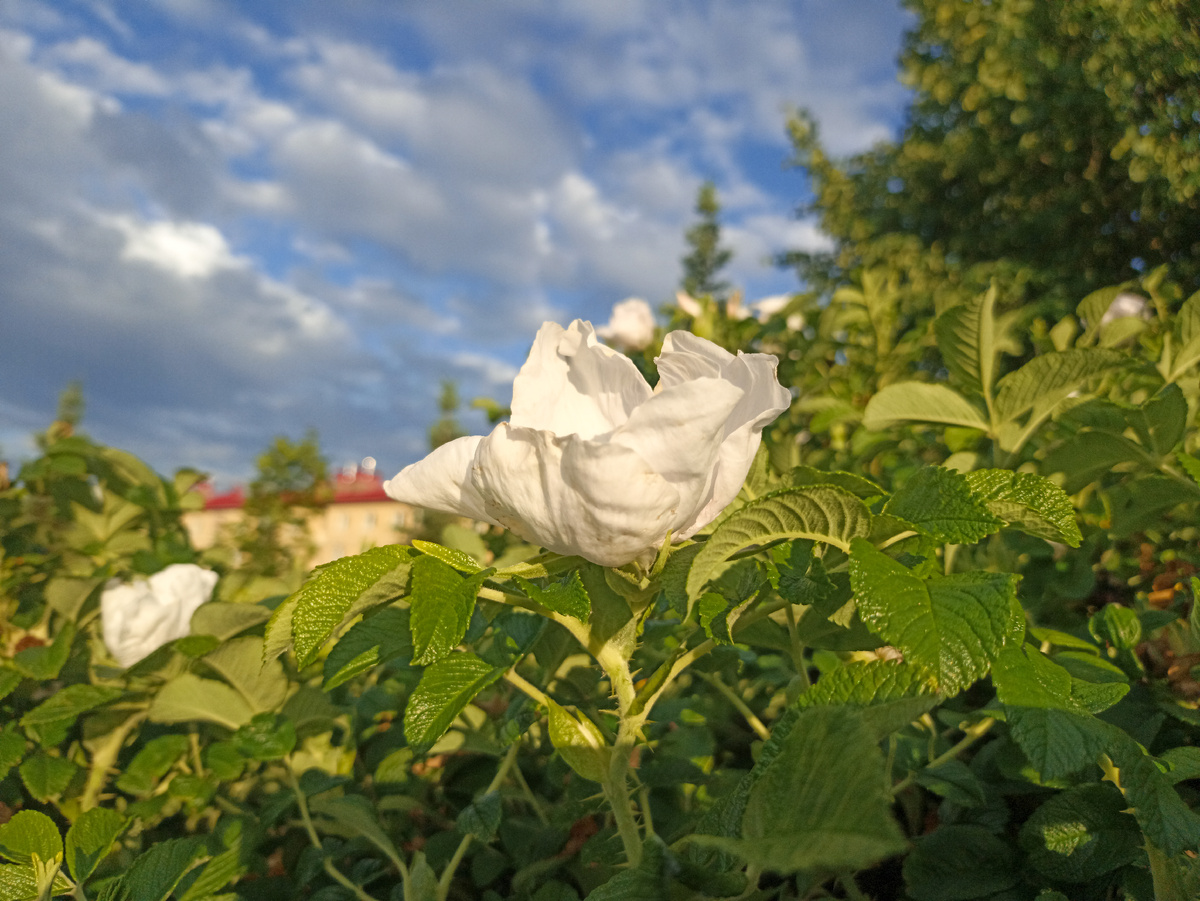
top-left (364, 512), bottom-right (376, 530)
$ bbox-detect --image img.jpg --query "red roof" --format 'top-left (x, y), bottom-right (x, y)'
top-left (191, 470), bottom-right (391, 511)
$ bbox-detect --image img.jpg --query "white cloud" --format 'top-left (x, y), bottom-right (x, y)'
top-left (42, 36), bottom-right (168, 96)
top-left (112, 216), bottom-right (240, 278)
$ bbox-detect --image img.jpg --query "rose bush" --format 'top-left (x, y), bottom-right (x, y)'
top-left (100, 562), bottom-right (218, 666)
top-left (385, 319), bottom-right (790, 565)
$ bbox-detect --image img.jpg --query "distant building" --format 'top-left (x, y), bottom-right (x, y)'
top-left (183, 457), bottom-right (422, 568)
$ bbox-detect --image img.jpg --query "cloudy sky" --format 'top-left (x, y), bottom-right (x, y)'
top-left (0, 0), bottom-right (912, 485)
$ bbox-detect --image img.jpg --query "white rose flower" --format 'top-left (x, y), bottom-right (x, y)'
top-left (1100, 292), bottom-right (1149, 325)
top-left (385, 320), bottom-right (791, 567)
top-left (101, 563), bottom-right (218, 667)
top-left (597, 298), bottom-right (656, 352)
top-left (675, 291), bottom-right (703, 318)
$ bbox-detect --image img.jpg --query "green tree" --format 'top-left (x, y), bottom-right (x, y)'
top-left (235, 430), bottom-right (328, 579)
top-left (782, 0), bottom-right (1200, 316)
top-left (681, 181), bottom-right (733, 300)
top-left (428, 380), bottom-right (466, 450)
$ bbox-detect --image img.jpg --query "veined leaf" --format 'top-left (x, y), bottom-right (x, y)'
top-left (190, 603), bottom-right (271, 641)
top-left (994, 348), bottom-right (1127, 422)
top-left (265, 545), bottom-right (413, 666)
top-left (514, 571), bottom-right (591, 623)
top-left (904, 825), bottom-right (1018, 900)
top-left (19, 685), bottom-right (123, 746)
top-left (148, 673), bottom-right (254, 730)
top-left (403, 653), bottom-right (502, 755)
top-left (0, 811), bottom-right (62, 867)
top-left (797, 660), bottom-right (938, 738)
top-left (310, 795), bottom-right (405, 872)
top-left (409, 555), bottom-right (482, 666)
top-left (547, 701), bottom-right (610, 783)
top-left (1043, 431), bottom-right (1152, 494)
top-left (1020, 785), bottom-right (1141, 883)
top-left (965, 469), bottom-right (1082, 546)
top-left (203, 638), bottom-right (289, 714)
top-left (1076, 285), bottom-right (1129, 345)
top-left (117, 837), bottom-right (205, 901)
top-left (114, 735), bottom-right (189, 796)
top-left (322, 607), bottom-right (412, 690)
top-left (862, 382), bottom-right (988, 431)
top-left (884, 466), bottom-right (1003, 544)
top-left (686, 486), bottom-right (872, 600)
top-left (65, 809), bottom-right (126, 883)
top-left (779, 466), bottom-right (884, 499)
top-left (850, 539), bottom-right (1018, 693)
top-left (412, 539), bottom-right (483, 573)
top-left (992, 645), bottom-right (1128, 714)
top-left (1167, 289), bottom-right (1200, 382)
top-left (934, 285), bottom-right (997, 398)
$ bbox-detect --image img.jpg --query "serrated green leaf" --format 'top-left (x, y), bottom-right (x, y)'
top-left (965, 469), bottom-right (1082, 546)
top-left (797, 660), bottom-right (938, 737)
top-left (993, 645), bottom-right (1129, 714)
top-left (585, 837), bottom-right (670, 900)
top-left (0, 671), bottom-right (20, 705)
top-left (403, 652), bottom-right (502, 755)
top-left (696, 707), bottom-right (905, 874)
top-left (934, 285), bottom-right (997, 397)
top-left (19, 684), bottom-right (123, 746)
top-left (0, 728), bottom-right (24, 783)
top-left (1128, 383), bottom-right (1188, 456)
top-left (547, 701), bottom-right (610, 783)
top-left (232, 712), bottom-right (295, 761)
top-left (65, 809), bottom-right (126, 882)
top-left (268, 545), bottom-right (412, 667)
top-left (412, 539), bottom-right (483, 573)
top-left (120, 837), bottom-right (205, 901)
top-left (780, 466), bottom-right (884, 499)
top-left (1043, 430), bottom-right (1152, 493)
top-left (309, 795), bottom-right (405, 871)
top-left (659, 543), bottom-right (704, 618)
top-left (1178, 451), bottom-right (1200, 487)
top-left (513, 571), bottom-right (591, 623)
top-left (322, 607), bottom-right (412, 689)
top-left (862, 382), bottom-right (988, 431)
top-left (884, 466), bottom-right (1003, 544)
top-left (176, 846), bottom-right (244, 901)
top-left (850, 539), bottom-right (1018, 693)
top-left (148, 673), bottom-right (254, 731)
top-left (686, 486), bottom-right (871, 600)
top-left (995, 348), bottom-right (1127, 422)
top-left (409, 555), bottom-right (480, 666)
top-left (458, 792), bottom-right (502, 842)
top-left (1020, 784), bottom-right (1141, 882)
top-left (0, 865), bottom-right (39, 901)
top-left (18, 753), bottom-right (78, 801)
top-left (203, 637), bottom-right (289, 714)
top-left (189, 603), bottom-right (271, 641)
top-left (914, 759), bottom-right (987, 807)
top-left (0, 811), bottom-right (62, 867)
top-left (1005, 707), bottom-right (1113, 781)
top-left (1167, 289), bottom-right (1200, 381)
top-left (115, 735), bottom-right (190, 796)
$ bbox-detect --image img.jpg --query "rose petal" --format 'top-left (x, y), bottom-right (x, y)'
top-left (383, 435), bottom-right (495, 524)
top-left (511, 321), bottom-right (651, 439)
top-left (472, 423), bottom-right (681, 566)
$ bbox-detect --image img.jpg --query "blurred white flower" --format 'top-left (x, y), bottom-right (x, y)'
top-left (675, 291), bottom-right (703, 318)
top-left (749, 294), bottom-right (790, 321)
top-left (597, 297), bottom-right (656, 352)
top-left (385, 320), bottom-right (791, 566)
top-left (1100, 292), bottom-right (1149, 325)
top-left (101, 564), bottom-right (218, 667)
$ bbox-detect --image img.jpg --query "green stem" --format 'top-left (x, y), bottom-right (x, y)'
top-left (783, 603), bottom-right (810, 689)
top-left (504, 669), bottom-right (552, 707)
top-left (602, 732), bottom-right (643, 866)
top-left (697, 672), bottom-right (770, 742)
top-left (436, 742), bottom-right (520, 901)
top-left (287, 768), bottom-right (385, 901)
top-left (81, 710), bottom-right (146, 810)
top-left (891, 717), bottom-right (995, 796)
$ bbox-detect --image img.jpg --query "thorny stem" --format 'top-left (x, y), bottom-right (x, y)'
top-left (890, 717), bottom-right (996, 796)
top-left (597, 651), bottom-right (645, 866)
top-left (436, 742), bottom-right (520, 901)
top-left (288, 767), bottom-right (387, 901)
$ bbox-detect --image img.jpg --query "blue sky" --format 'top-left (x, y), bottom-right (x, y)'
top-left (0, 0), bottom-right (913, 484)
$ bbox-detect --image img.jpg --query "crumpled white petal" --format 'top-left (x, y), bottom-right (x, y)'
top-left (385, 319), bottom-right (791, 567)
top-left (101, 563), bottom-right (218, 667)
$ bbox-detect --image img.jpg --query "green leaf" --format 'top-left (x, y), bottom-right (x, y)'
top-left (965, 469), bottom-right (1082, 546)
top-left (992, 645), bottom-right (1129, 715)
top-left (409, 556), bottom-right (485, 666)
top-left (585, 837), bottom-right (670, 901)
top-left (44, 577), bottom-right (102, 619)
top-left (686, 486), bottom-right (872, 600)
top-left (309, 795), bottom-right (405, 871)
top-left (780, 466), bottom-right (884, 499)
top-left (883, 466), bottom-right (1003, 544)
top-left (1127, 383), bottom-right (1188, 456)
top-left (1076, 285), bottom-right (1127, 344)
top-left (696, 707), bottom-right (905, 874)
top-left (406, 853), bottom-right (438, 901)
top-left (934, 285), bottom-right (997, 397)
top-left (1043, 430), bottom-right (1153, 493)
top-left (862, 382), bottom-right (988, 431)
top-left (850, 539), bottom-right (1018, 693)
top-left (267, 545), bottom-right (413, 667)
top-left (203, 637), bottom-right (289, 714)
top-left (411, 539), bottom-right (483, 573)
top-left (904, 825), bottom-right (1018, 900)
top-left (457, 791), bottom-right (502, 842)
top-left (19, 685), bottom-right (123, 747)
top-left (148, 673), bottom-right (254, 731)
top-left (914, 759), bottom-right (987, 807)
top-left (547, 701), bottom-right (610, 783)
top-left (176, 846), bottom-right (244, 901)
top-left (1005, 707), bottom-right (1114, 781)
top-left (189, 603), bottom-right (271, 641)
top-left (514, 571), bottom-right (591, 623)
top-left (1110, 739), bottom-right (1200, 857)
top-left (115, 735), bottom-right (190, 796)
top-left (659, 543), bottom-right (704, 617)
top-left (12, 622), bottom-right (75, 681)
top-left (0, 671), bottom-right (20, 705)
top-left (403, 652), bottom-right (502, 754)
top-left (0, 865), bottom-right (39, 901)
top-left (322, 607), bottom-right (412, 690)
top-left (232, 713), bottom-right (296, 761)
top-left (797, 660), bottom-right (938, 737)
top-left (1020, 784), bottom-right (1141, 882)
top-left (18, 753), bottom-right (78, 801)
top-left (0, 728), bottom-right (25, 783)
top-left (120, 837), bottom-right (205, 901)
top-left (0, 811), bottom-right (62, 867)
top-left (1178, 451), bottom-right (1200, 487)
top-left (65, 809), bottom-right (126, 882)
top-left (994, 348), bottom-right (1127, 422)
top-left (1167, 289), bottom-right (1200, 381)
